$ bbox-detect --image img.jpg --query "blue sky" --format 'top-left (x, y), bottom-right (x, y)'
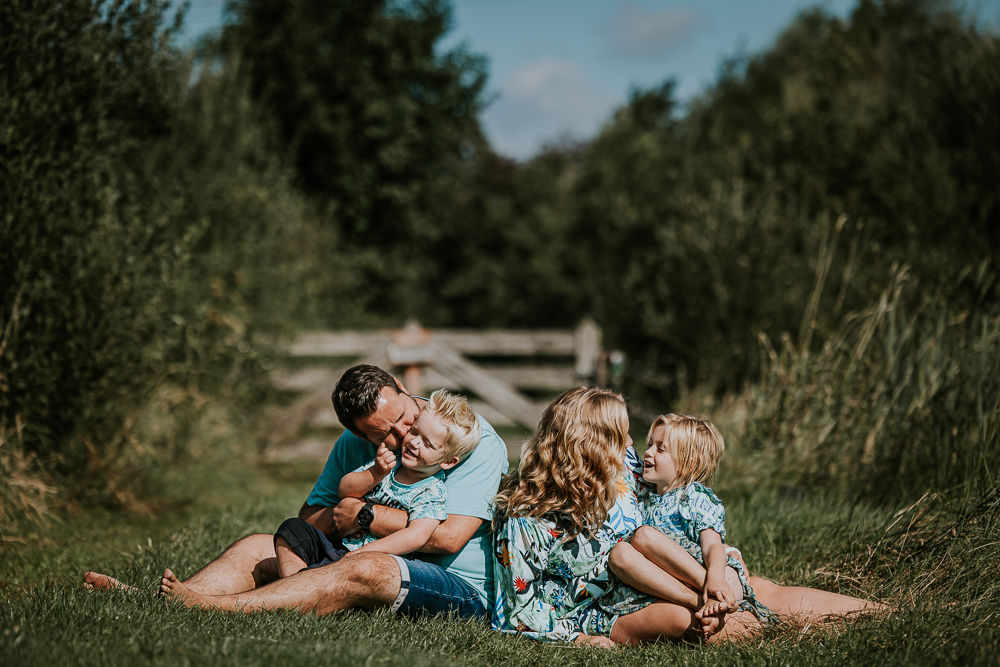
top-left (177, 0), bottom-right (1000, 160)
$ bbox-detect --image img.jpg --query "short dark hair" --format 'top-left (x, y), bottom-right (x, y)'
top-left (331, 364), bottom-right (402, 435)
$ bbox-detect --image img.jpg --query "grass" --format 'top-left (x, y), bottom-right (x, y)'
top-left (3, 457), bottom-right (999, 666)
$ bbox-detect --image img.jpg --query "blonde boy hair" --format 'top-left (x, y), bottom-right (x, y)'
top-left (649, 414), bottom-right (725, 488)
top-left (494, 386), bottom-right (629, 538)
top-left (427, 389), bottom-right (482, 463)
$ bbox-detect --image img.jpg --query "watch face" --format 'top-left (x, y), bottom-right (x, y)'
top-left (358, 506), bottom-right (374, 528)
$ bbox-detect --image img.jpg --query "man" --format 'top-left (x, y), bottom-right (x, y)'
top-left (86, 364), bottom-right (508, 620)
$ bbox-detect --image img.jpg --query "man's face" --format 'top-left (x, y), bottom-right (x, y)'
top-left (354, 384), bottom-right (420, 449)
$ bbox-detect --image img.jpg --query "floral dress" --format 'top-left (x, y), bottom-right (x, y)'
top-left (492, 446), bottom-right (652, 642)
top-left (643, 481), bottom-right (779, 624)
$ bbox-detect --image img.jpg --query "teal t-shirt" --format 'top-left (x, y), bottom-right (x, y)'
top-left (304, 415), bottom-right (508, 607)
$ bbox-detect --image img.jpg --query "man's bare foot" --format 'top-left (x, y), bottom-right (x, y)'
top-left (82, 572), bottom-right (138, 592)
top-left (160, 569), bottom-right (218, 610)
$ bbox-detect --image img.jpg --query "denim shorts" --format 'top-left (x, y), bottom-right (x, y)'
top-left (389, 555), bottom-right (488, 621)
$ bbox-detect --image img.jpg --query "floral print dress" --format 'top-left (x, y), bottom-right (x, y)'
top-left (492, 446), bottom-right (653, 642)
top-left (643, 481), bottom-right (779, 624)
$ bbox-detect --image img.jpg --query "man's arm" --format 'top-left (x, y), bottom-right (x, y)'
top-left (330, 499), bottom-right (482, 555)
top-left (298, 502), bottom-right (340, 536)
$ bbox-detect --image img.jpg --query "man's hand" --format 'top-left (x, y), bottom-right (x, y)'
top-left (332, 497), bottom-right (364, 537)
top-left (372, 443), bottom-right (396, 477)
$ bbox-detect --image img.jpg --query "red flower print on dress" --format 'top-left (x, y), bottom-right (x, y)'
top-left (514, 577), bottom-right (528, 593)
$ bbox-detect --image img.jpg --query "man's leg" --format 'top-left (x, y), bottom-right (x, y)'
top-left (161, 551), bottom-right (401, 615)
top-left (180, 533), bottom-right (279, 595)
top-left (84, 533), bottom-right (278, 595)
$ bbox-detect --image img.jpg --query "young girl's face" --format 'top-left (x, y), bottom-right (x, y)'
top-left (399, 407), bottom-right (453, 474)
top-left (642, 425), bottom-right (678, 494)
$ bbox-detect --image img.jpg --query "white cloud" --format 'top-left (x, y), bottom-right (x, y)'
top-left (483, 58), bottom-right (617, 160)
top-left (606, 2), bottom-right (705, 57)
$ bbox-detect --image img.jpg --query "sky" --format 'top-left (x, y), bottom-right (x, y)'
top-left (177, 0), bottom-right (1000, 161)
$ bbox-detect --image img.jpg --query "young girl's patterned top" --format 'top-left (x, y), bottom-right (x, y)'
top-left (643, 481), bottom-right (779, 624)
top-left (492, 446), bottom-right (650, 642)
top-left (341, 460), bottom-right (448, 551)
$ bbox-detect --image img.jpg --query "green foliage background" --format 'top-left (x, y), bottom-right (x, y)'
top-left (1, 0), bottom-right (998, 519)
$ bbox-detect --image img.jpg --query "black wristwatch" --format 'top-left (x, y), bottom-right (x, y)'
top-left (357, 502), bottom-right (376, 530)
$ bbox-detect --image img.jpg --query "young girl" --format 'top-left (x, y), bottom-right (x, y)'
top-left (608, 414), bottom-right (778, 631)
top-left (272, 389), bottom-right (481, 577)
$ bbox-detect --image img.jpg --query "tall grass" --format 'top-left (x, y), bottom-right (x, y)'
top-left (721, 258), bottom-right (1000, 505)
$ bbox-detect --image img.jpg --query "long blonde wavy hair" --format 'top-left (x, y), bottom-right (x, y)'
top-left (493, 386), bottom-right (629, 538)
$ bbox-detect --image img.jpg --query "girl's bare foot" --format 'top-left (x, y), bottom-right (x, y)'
top-left (82, 572), bottom-right (138, 592)
top-left (698, 612), bottom-right (721, 640)
top-left (696, 598), bottom-right (730, 640)
top-left (160, 569), bottom-right (218, 609)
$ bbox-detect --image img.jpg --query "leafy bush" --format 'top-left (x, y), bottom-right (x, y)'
top-left (0, 0), bottom-right (194, 484)
top-left (0, 0), bottom-right (338, 513)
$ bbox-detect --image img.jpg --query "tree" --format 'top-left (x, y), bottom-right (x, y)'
top-left (209, 0), bottom-right (488, 316)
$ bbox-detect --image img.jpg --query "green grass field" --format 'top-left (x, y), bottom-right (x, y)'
top-left (3, 457), bottom-right (998, 667)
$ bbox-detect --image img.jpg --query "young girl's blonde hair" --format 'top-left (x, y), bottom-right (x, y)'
top-left (649, 414), bottom-right (725, 488)
top-left (494, 386), bottom-right (629, 538)
top-left (427, 389), bottom-right (482, 463)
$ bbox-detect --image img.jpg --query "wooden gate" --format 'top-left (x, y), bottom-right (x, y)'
top-left (267, 320), bottom-right (603, 454)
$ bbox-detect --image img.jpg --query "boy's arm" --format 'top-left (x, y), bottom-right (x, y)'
top-left (338, 444), bottom-right (396, 499)
top-left (351, 519), bottom-right (442, 556)
top-left (700, 529), bottom-right (738, 610)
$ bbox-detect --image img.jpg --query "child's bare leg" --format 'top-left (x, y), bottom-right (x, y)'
top-left (275, 536), bottom-right (307, 578)
top-left (610, 530), bottom-right (722, 638)
top-left (748, 576), bottom-right (887, 622)
top-left (630, 526), bottom-right (707, 591)
top-left (609, 542), bottom-right (700, 608)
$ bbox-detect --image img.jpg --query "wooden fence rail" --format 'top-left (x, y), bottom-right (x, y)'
top-left (266, 320), bottom-right (603, 449)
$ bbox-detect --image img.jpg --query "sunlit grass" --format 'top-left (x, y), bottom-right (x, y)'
top-left (3, 468), bottom-right (998, 667)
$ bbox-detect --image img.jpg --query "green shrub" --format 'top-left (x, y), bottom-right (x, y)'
top-left (0, 0), bottom-right (194, 482)
top-left (0, 0), bottom-right (343, 514)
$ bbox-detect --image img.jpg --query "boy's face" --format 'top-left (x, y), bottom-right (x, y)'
top-left (643, 425), bottom-right (679, 494)
top-left (399, 407), bottom-right (455, 474)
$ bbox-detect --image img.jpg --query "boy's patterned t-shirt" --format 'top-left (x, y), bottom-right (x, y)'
top-left (342, 460), bottom-right (448, 551)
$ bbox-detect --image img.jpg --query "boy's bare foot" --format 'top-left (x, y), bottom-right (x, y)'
top-left (82, 572), bottom-right (138, 592)
top-left (160, 569), bottom-right (218, 610)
